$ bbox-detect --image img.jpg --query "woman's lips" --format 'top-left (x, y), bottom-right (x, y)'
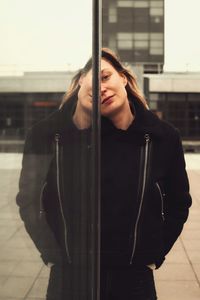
top-left (101, 95), bottom-right (114, 104)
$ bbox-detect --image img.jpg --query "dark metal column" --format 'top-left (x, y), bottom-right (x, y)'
top-left (91, 0), bottom-right (102, 299)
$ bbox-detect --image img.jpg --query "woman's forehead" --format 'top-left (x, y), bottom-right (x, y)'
top-left (101, 59), bottom-right (115, 72)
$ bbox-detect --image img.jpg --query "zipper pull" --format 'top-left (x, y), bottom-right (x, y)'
top-left (144, 133), bottom-right (150, 143)
top-left (55, 133), bottom-right (60, 143)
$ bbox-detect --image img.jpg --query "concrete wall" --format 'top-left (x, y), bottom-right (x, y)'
top-left (145, 73), bottom-right (200, 93)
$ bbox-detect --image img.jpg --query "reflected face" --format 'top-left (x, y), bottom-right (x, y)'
top-left (77, 58), bottom-right (128, 117)
top-left (77, 68), bottom-right (93, 115)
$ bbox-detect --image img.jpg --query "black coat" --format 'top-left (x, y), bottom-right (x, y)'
top-left (16, 96), bottom-right (192, 297)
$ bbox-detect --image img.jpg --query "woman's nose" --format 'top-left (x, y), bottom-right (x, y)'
top-left (101, 83), bottom-right (107, 95)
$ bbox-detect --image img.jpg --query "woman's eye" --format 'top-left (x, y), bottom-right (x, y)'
top-left (102, 75), bottom-right (110, 81)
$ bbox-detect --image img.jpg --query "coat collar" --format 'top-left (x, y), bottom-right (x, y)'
top-left (41, 95), bottom-right (166, 141)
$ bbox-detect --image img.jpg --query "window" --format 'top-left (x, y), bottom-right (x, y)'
top-left (108, 35), bottom-right (117, 51)
top-left (117, 32), bottom-right (150, 50)
top-left (117, 0), bottom-right (133, 7)
top-left (134, 33), bottom-right (149, 40)
top-left (150, 48), bottom-right (163, 55)
top-left (150, 40), bottom-right (163, 47)
top-left (135, 40), bottom-right (148, 49)
top-left (109, 3), bottom-right (117, 23)
top-left (150, 93), bottom-right (159, 101)
top-left (149, 32), bottom-right (163, 55)
top-left (117, 32), bottom-right (133, 40)
top-left (118, 40), bottom-right (133, 49)
top-left (150, 7), bottom-right (163, 16)
top-left (150, 33), bottom-right (163, 40)
top-left (117, 33), bottom-right (133, 50)
top-left (150, 1), bottom-right (164, 8)
top-left (134, 1), bottom-right (149, 8)
top-left (117, 1), bottom-right (149, 8)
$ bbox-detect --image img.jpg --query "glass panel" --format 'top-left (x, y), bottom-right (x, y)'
top-left (118, 40), bottom-right (133, 49)
top-left (150, 33), bottom-right (164, 40)
top-left (0, 1), bottom-right (94, 299)
top-left (117, 0), bottom-right (133, 7)
top-left (150, 40), bottom-right (163, 47)
top-left (134, 1), bottom-right (149, 8)
top-left (108, 34), bottom-right (117, 50)
top-left (150, 7), bottom-right (164, 16)
top-left (150, 93), bottom-right (159, 101)
top-left (150, 1), bottom-right (164, 8)
top-left (134, 32), bottom-right (149, 40)
top-left (150, 47), bottom-right (163, 54)
top-left (135, 40), bottom-right (149, 48)
top-left (117, 32), bottom-right (133, 40)
top-left (108, 7), bottom-right (117, 23)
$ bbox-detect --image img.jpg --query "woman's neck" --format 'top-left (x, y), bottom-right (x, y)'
top-left (73, 100), bottom-right (134, 131)
top-left (110, 105), bottom-right (134, 130)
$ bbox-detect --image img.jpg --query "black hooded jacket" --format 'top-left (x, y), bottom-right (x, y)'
top-left (16, 96), bottom-right (192, 270)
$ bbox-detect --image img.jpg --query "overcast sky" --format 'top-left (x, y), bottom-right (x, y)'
top-left (1, 0), bottom-right (200, 72)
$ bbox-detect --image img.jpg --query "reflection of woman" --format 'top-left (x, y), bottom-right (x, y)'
top-left (17, 48), bottom-right (192, 300)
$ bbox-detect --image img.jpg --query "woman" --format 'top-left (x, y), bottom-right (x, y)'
top-left (16, 48), bottom-right (192, 299)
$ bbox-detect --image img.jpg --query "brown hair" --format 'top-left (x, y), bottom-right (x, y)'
top-left (60, 48), bottom-right (147, 108)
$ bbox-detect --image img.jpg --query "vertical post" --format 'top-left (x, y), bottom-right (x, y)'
top-left (91, 0), bottom-right (102, 299)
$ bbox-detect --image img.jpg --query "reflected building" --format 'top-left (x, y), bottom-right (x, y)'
top-left (0, 71), bottom-right (200, 151)
top-left (102, 0), bottom-right (164, 74)
top-left (0, 71), bottom-right (74, 151)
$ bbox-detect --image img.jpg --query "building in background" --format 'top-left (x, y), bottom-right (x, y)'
top-left (0, 71), bottom-right (200, 151)
top-left (0, 71), bottom-right (73, 151)
top-left (102, 0), bottom-right (164, 74)
top-left (1, 1), bottom-right (200, 150)
top-left (144, 73), bottom-right (200, 144)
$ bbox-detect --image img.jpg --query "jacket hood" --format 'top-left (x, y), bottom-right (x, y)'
top-left (101, 96), bottom-right (172, 141)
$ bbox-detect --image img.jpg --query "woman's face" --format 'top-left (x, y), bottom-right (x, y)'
top-left (77, 58), bottom-right (128, 117)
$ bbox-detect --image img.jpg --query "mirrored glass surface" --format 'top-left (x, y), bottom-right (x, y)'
top-left (0, 1), bottom-right (93, 299)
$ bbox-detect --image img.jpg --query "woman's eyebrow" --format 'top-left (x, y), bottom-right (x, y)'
top-left (101, 68), bottom-right (111, 73)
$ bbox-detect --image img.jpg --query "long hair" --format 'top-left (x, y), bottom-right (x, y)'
top-left (60, 48), bottom-right (147, 108)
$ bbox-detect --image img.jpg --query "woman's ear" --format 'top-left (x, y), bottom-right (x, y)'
top-left (78, 73), bottom-right (86, 86)
top-left (78, 75), bottom-right (83, 86)
top-left (121, 74), bottom-right (128, 86)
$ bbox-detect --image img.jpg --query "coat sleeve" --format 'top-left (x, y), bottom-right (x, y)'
top-left (163, 130), bottom-right (192, 256)
top-left (16, 128), bottom-right (62, 265)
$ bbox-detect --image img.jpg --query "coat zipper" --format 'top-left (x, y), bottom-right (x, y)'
top-left (39, 181), bottom-right (47, 218)
top-left (156, 182), bottom-right (165, 221)
top-left (130, 133), bottom-right (150, 264)
top-left (55, 133), bottom-right (72, 263)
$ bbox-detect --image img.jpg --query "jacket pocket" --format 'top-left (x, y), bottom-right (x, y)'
top-left (155, 181), bottom-right (166, 222)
